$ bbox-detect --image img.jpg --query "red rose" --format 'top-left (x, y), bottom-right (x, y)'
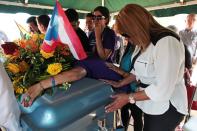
top-left (1, 42), bottom-right (19, 55)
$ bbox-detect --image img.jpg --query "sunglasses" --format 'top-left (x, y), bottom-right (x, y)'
top-left (93, 15), bottom-right (105, 21)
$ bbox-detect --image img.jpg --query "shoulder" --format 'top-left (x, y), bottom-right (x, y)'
top-left (103, 27), bottom-right (115, 36)
top-left (179, 29), bottom-right (185, 33)
top-left (76, 28), bottom-right (87, 36)
top-left (150, 31), bottom-right (180, 46)
top-left (193, 29), bottom-right (197, 35)
top-left (76, 28), bottom-right (88, 39)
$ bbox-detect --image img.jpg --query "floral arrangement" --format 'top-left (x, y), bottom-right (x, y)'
top-left (1, 34), bottom-right (74, 97)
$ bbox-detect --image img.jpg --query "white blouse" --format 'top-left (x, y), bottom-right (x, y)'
top-left (131, 36), bottom-right (188, 115)
top-left (0, 62), bottom-right (22, 131)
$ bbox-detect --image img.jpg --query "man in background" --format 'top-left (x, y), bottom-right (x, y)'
top-left (84, 13), bottom-right (95, 53)
top-left (65, 9), bottom-right (91, 53)
top-left (179, 14), bottom-right (197, 66)
top-left (26, 16), bottom-right (41, 34)
top-left (84, 13), bottom-right (94, 37)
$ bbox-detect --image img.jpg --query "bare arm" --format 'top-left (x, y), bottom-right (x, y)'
top-left (102, 73), bottom-right (136, 88)
top-left (105, 62), bottom-right (130, 77)
top-left (95, 24), bottom-right (112, 60)
top-left (105, 91), bottom-right (150, 113)
top-left (23, 67), bottom-right (87, 107)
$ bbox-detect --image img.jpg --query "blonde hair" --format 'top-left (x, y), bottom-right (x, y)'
top-left (116, 4), bottom-right (170, 50)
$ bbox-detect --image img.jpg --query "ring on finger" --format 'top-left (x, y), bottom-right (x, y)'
top-left (25, 95), bottom-right (31, 102)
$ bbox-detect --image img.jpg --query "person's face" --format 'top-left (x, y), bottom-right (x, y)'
top-left (186, 15), bottom-right (196, 29)
top-left (28, 22), bottom-right (38, 33)
top-left (36, 19), bottom-right (45, 34)
top-left (85, 16), bottom-right (94, 31)
top-left (93, 11), bottom-right (106, 26)
top-left (37, 22), bottom-right (45, 34)
top-left (70, 21), bottom-right (79, 30)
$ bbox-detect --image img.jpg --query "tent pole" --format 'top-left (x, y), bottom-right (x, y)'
top-left (24, 0), bottom-right (28, 4)
top-left (102, 0), bottom-right (105, 6)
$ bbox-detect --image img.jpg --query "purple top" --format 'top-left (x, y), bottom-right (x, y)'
top-left (75, 58), bottom-right (130, 92)
top-left (76, 27), bottom-right (129, 92)
top-left (93, 26), bottom-right (116, 62)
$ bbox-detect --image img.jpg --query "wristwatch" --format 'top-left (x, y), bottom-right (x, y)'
top-left (128, 93), bottom-right (135, 104)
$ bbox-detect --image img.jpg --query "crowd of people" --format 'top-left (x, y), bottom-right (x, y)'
top-left (0, 3), bottom-right (197, 131)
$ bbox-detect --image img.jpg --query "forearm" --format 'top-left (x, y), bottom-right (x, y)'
top-left (115, 67), bottom-right (130, 77)
top-left (95, 37), bottom-right (109, 60)
top-left (39, 67), bottom-right (86, 89)
top-left (118, 73), bottom-right (136, 87)
top-left (107, 63), bottom-right (130, 77)
top-left (133, 90), bottom-right (150, 101)
top-left (38, 73), bottom-right (68, 90)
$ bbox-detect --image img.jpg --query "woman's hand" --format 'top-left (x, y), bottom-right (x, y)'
top-left (95, 22), bottom-right (103, 39)
top-left (101, 79), bottom-right (122, 88)
top-left (105, 93), bottom-right (129, 113)
top-left (21, 82), bottom-right (43, 107)
top-left (105, 62), bottom-right (129, 77)
top-left (105, 62), bottom-right (118, 71)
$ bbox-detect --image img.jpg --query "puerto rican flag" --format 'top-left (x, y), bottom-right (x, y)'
top-left (41, 0), bottom-right (87, 60)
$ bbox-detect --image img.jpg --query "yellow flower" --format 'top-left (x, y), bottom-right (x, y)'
top-left (31, 34), bottom-right (38, 41)
top-left (40, 50), bottom-right (54, 59)
top-left (39, 34), bottom-right (45, 40)
top-left (31, 33), bottom-right (45, 41)
top-left (19, 61), bottom-right (29, 72)
top-left (47, 63), bottom-right (62, 75)
top-left (23, 88), bottom-right (27, 93)
top-left (15, 87), bottom-right (24, 94)
top-left (7, 63), bottom-right (20, 74)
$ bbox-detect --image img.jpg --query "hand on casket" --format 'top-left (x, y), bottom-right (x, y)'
top-left (21, 82), bottom-right (43, 107)
top-left (105, 93), bottom-right (129, 113)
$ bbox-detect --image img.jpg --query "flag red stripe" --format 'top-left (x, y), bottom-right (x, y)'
top-left (56, 2), bottom-right (87, 60)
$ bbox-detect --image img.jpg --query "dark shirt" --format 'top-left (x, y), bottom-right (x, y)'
top-left (88, 31), bottom-right (96, 53)
top-left (94, 26), bottom-right (116, 62)
top-left (184, 44), bottom-right (192, 70)
top-left (75, 27), bottom-right (127, 92)
top-left (76, 27), bottom-right (91, 53)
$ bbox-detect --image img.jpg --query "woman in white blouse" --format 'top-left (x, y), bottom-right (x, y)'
top-left (0, 62), bottom-right (22, 131)
top-left (103, 4), bottom-right (187, 131)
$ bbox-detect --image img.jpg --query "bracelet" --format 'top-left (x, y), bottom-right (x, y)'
top-left (39, 82), bottom-right (44, 91)
top-left (128, 93), bottom-right (135, 104)
top-left (51, 76), bottom-right (56, 93)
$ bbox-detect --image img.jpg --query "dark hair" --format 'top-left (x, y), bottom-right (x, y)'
top-left (86, 12), bottom-right (94, 18)
top-left (26, 16), bottom-right (37, 26)
top-left (37, 15), bottom-right (50, 29)
top-left (65, 8), bottom-right (79, 22)
top-left (94, 6), bottom-right (110, 24)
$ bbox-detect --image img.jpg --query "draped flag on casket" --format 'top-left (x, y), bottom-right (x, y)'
top-left (41, 0), bottom-right (87, 60)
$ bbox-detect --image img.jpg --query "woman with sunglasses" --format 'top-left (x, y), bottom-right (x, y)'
top-left (90, 6), bottom-right (116, 62)
top-left (104, 4), bottom-right (187, 131)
